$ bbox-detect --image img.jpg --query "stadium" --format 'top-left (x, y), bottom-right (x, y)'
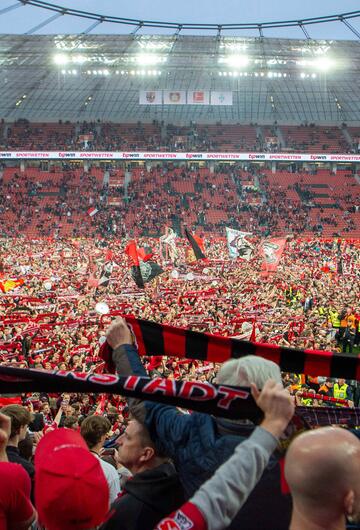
top-left (0, 1), bottom-right (360, 529)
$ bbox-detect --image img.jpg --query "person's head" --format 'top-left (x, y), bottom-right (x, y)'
top-left (285, 427), bottom-right (360, 528)
top-left (63, 415), bottom-right (79, 431)
top-left (80, 415), bottom-right (111, 450)
top-left (216, 355), bottom-right (282, 388)
top-left (117, 419), bottom-right (166, 475)
top-left (337, 378), bottom-right (346, 387)
top-left (35, 428), bottom-right (109, 530)
top-left (0, 404), bottom-right (32, 443)
top-left (326, 378), bottom-right (334, 387)
top-left (41, 403), bottom-right (51, 415)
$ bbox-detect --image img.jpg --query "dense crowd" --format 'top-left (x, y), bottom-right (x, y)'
top-left (1, 164), bottom-right (359, 240)
top-left (0, 233), bottom-right (359, 529)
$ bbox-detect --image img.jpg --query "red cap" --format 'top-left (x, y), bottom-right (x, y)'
top-left (35, 428), bottom-right (109, 530)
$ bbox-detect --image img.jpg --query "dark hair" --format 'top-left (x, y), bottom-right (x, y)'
top-left (0, 405), bottom-right (32, 438)
top-left (80, 415), bottom-right (111, 449)
top-left (63, 416), bottom-right (79, 430)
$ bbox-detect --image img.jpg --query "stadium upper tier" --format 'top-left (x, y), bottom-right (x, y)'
top-left (0, 121), bottom-right (359, 153)
top-left (0, 35), bottom-right (360, 123)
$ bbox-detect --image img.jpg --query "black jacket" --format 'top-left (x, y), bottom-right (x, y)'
top-left (101, 462), bottom-right (185, 530)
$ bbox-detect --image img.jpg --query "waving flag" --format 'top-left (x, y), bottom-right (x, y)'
top-left (226, 227), bottom-right (254, 260)
top-left (160, 227), bottom-right (178, 262)
top-left (260, 238), bottom-right (286, 272)
top-left (184, 228), bottom-right (206, 260)
top-left (0, 278), bottom-right (24, 293)
top-left (125, 241), bottom-right (163, 288)
top-left (87, 207), bottom-right (99, 217)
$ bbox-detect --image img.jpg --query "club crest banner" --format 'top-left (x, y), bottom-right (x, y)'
top-left (226, 227), bottom-right (254, 260)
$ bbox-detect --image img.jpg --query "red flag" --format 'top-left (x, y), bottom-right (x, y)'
top-left (125, 241), bottom-right (140, 266)
top-left (260, 238), bottom-right (286, 273)
top-left (0, 278), bottom-right (24, 293)
top-left (105, 249), bottom-right (114, 262)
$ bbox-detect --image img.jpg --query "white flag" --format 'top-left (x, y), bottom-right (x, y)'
top-left (163, 90), bottom-right (186, 105)
top-left (187, 90), bottom-right (210, 105)
top-left (210, 91), bottom-right (233, 106)
top-left (226, 227), bottom-right (254, 260)
top-left (139, 90), bottom-right (162, 105)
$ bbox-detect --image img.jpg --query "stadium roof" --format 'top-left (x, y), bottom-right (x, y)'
top-left (0, 34), bottom-right (360, 124)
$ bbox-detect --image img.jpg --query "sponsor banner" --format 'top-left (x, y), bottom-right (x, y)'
top-left (1, 151), bottom-right (360, 162)
top-left (187, 90), bottom-right (210, 105)
top-left (210, 91), bottom-right (233, 105)
top-left (139, 90), bottom-right (162, 105)
top-left (163, 90), bottom-right (187, 105)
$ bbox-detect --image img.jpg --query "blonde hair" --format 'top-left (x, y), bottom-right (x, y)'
top-left (217, 355), bottom-right (282, 388)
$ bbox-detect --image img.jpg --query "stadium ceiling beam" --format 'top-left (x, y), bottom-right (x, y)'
top-left (130, 22), bottom-right (143, 35)
top-left (25, 11), bottom-right (64, 34)
top-left (13, 0), bottom-right (360, 32)
top-left (0, 2), bottom-right (23, 16)
top-left (298, 22), bottom-right (311, 40)
top-left (340, 17), bottom-right (360, 40)
top-left (81, 17), bottom-right (104, 35)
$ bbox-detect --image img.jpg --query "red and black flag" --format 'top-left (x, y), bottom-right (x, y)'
top-left (125, 241), bottom-right (163, 289)
top-left (184, 228), bottom-right (206, 260)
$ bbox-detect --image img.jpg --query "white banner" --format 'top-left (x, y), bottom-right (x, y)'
top-left (210, 91), bottom-right (233, 106)
top-left (187, 90), bottom-right (210, 105)
top-left (139, 90), bottom-right (162, 105)
top-left (163, 90), bottom-right (187, 105)
top-left (1, 151), bottom-right (360, 162)
top-left (226, 227), bottom-right (254, 260)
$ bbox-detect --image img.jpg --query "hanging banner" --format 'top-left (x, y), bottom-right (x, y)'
top-left (163, 90), bottom-right (187, 105)
top-left (139, 90), bottom-right (162, 105)
top-left (210, 91), bottom-right (233, 106)
top-left (187, 90), bottom-right (210, 105)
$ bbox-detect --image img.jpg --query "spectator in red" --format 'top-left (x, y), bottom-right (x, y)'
top-left (34, 428), bottom-right (109, 530)
top-left (0, 412), bottom-right (36, 529)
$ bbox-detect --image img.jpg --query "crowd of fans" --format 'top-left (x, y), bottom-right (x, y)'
top-left (1, 163), bottom-right (359, 240)
top-left (0, 161), bottom-right (360, 527)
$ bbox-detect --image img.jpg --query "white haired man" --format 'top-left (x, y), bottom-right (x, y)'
top-left (105, 319), bottom-right (292, 530)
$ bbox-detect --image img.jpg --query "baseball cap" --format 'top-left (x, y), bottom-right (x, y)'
top-left (35, 428), bottom-right (109, 530)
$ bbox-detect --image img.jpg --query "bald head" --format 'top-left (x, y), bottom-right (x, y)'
top-left (285, 427), bottom-right (360, 528)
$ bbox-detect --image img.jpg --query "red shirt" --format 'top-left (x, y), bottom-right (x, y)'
top-left (0, 462), bottom-right (34, 530)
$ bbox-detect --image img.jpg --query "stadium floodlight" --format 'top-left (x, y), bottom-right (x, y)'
top-left (300, 72), bottom-right (306, 78)
top-left (312, 57), bottom-right (334, 71)
top-left (54, 53), bottom-right (69, 65)
top-left (136, 54), bottom-right (164, 66)
top-left (219, 55), bottom-right (249, 68)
